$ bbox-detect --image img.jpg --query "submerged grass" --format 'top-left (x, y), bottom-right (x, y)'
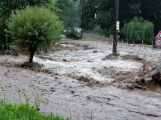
top-left (60, 38), bottom-right (94, 44)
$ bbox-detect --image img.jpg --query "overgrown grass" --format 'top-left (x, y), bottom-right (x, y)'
top-left (60, 38), bottom-right (94, 44)
top-left (0, 103), bottom-right (67, 120)
top-left (0, 89), bottom-right (68, 120)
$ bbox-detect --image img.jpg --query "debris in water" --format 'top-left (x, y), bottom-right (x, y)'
top-left (21, 62), bottom-right (42, 69)
top-left (102, 54), bottom-right (119, 60)
top-left (121, 54), bottom-right (144, 61)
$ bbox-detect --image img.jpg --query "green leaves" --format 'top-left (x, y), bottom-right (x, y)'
top-left (121, 17), bottom-right (154, 44)
top-left (0, 0), bottom-right (59, 50)
top-left (0, 95), bottom-right (68, 120)
top-left (8, 5), bottom-right (63, 62)
top-left (55, 0), bottom-right (80, 29)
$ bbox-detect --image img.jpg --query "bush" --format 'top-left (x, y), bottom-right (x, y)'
top-left (92, 25), bottom-right (104, 35)
top-left (64, 29), bottom-right (81, 39)
top-left (95, 10), bottom-right (114, 37)
top-left (8, 6), bottom-right (63, 62)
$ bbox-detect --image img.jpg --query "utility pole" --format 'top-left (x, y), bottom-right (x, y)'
top-left (113, 0), bottom-right (119, 54)
top-left (95, 6), bottom-right (97, 19)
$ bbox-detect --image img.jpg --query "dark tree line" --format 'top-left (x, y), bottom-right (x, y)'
top-left (81, 0), bottom-right (161, 37)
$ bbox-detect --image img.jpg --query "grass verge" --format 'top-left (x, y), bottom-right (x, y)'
top-left (0, 103), bottom-right (67, 120)
top-left (0, 92), bottom-right (68, 120)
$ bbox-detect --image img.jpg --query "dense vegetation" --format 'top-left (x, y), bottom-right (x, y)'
top-left (56, 0), bottom-right (80, 29)
top-left (1, 0), bottom-right (161, 49)
top-left (0, 0), bottom-right (79, 50)
top-left (81, 0), bottom-right (161, 43)
top-left (121, 17), bottom-right (154, 44)
top-left (0, 0), bottom-right (56, 50)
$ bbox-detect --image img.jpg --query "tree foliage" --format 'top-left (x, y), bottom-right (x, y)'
top-left (81, 0), bottom-right (161, 42)
top-left (79, 0), bottom-right (88, 28)
top-left (8, 6), bottom-right (63, 62)
top-left (81, 0), bottom-right (114, 36)
top-left (121, 17), bottom-right (154, 44)
top-left (96, 10), bottom-right (114, 36)
top-left (0, 0), bottom-right (55, 50)
top-left (55, 0), bottom-right (80, 29)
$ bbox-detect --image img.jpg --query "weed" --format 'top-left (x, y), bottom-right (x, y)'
top-left (0, 87), bottom-right (68, 120)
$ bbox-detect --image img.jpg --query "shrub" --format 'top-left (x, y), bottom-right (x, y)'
top-left (95, 10), bottom-right (114, 37)
top-left (64, 29), bottom-right (81, 39)
top-left (8, 6), bottom-right (63, 62)
top-left (92, 25), bottom-right (104, 35)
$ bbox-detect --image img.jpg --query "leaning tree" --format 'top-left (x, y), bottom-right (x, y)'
top-left (8, 6), bottom-right (63, 62)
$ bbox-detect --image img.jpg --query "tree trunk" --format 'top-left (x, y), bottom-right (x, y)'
top-left (29, 46), bottom-right (36, 62)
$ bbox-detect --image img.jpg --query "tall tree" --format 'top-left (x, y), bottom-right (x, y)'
top-left (79, 0), bottom-right (88, 28)
top-left (121, 17), bottom-right (154, 44)
top-left (81, 0), bottom-right (115, 36)
top-left (140, 0), bottom-right (161, 34)
top-left (55, 0), bottom-right (80, 29)
top-left (119, 0), bottom-right (141, 26)
top-left (81, 0), bottom-right (160, 39)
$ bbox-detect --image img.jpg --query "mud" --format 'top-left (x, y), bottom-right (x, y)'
top-left (51, 43), bottom-right (93, 52)
top-left (121, 61), bottom-right (161, 91)
top-left (115, 71), bottom-right (136, 82)
top-left (102, 54), bottom-right (119, 60)
top-left (0, 34), bottom-right (161, 119)
top-left (21, 61), bottom-right (43, 69)
top-left (0, 50), bottom-right (19, 56)
top-left (1, 66), bottom-right (161, 120)
top-left (121, 54), bottom-right (145, 61)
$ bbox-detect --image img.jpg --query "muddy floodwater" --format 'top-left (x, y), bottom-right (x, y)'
top-left (1, 34), bottom-right (161, 120)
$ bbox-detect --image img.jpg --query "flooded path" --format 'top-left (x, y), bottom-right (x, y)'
top-left (1, 66), bottom-right (161, 120)
top-left (0, 35), bottom-right (161, 119)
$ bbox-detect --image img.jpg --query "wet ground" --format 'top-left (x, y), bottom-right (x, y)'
top-left (0, 34), bottom-right (161, 120)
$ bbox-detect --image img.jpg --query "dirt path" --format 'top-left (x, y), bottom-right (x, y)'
top-left (0, 34), bottom-right (161, 120)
